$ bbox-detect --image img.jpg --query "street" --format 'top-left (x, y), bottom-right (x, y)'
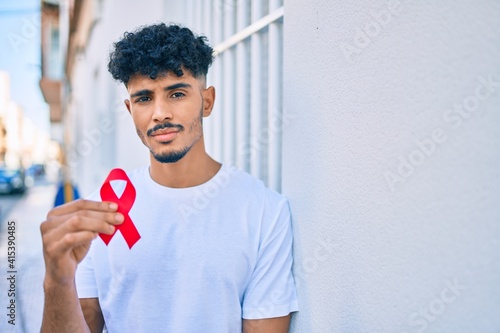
top-left (0, 176), bottom-right (57, 333)
top-left (0, 174), bottom-right (55, 224)
top-left (0, 192), bottom-right (25, 224)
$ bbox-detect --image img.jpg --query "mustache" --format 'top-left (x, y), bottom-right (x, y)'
top-left (147, 122), bottom-right (185, 137)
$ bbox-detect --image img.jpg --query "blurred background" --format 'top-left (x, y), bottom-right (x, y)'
top-left (1, 0), bottom-right (500, 332)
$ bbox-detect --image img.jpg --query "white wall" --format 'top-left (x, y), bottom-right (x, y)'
top-left (283, 1), bottom-right (500, 332)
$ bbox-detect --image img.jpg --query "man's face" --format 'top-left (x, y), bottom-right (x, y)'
top-left (125, 71), bottom-right (214, 163)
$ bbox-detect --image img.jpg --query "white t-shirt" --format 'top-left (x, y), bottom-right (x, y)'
top-left (75, 164), bottom-right (298, 332)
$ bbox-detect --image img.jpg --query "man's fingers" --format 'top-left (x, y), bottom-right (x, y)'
top-left (47, 199), bottom-right (118, 218)
top-left (70, 210), bottom-right (124, 226)
top-left (54, 231), bottom-right (99, 254)
top-left (40, 201), bottom-right (122, 287)
top-left (43, 215), bottom-right (117, 249)
top-left (42, 207), bottom-right (123, 234)
top-left (61, 215), bottom-right (117, 236)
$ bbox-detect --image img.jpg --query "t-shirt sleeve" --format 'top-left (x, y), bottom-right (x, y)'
top-left (75, 189), bottom-right (101, 298)
top-left (242, 194), bottom-right (299, 319)
top-left (75, 246), bottom-right (98, 298)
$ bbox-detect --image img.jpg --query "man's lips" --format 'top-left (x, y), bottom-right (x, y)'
top-left (151, 129), bottom-right (179, 142)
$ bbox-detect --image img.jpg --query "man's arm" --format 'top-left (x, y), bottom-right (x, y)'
top-left (80, 298), bottom-right (105, 333)
top-left (40, 199), bottom-right (122, 332)
top-left (42, 278), bottom-right (90, 333)
top-left (243, 314), bottom-right (291, 333)
top-left (42, 285), bottom-right (104, 333)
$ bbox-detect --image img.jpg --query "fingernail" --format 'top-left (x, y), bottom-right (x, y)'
top-left (110, 203), bottom-right (118, 210)
top-left (115, 214), bottom-right (124, 222)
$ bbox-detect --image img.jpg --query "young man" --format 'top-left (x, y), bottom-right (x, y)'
top-left (40, 23), bottom-right (298, 332)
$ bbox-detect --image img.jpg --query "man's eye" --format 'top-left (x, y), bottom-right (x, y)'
top-left (136, 96), bottom-right (151, 103)
top-left (171, 92), bottom-right (185, 99)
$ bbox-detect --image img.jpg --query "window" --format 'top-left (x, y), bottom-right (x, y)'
top-left (48, 26), bottom-right (62, 79)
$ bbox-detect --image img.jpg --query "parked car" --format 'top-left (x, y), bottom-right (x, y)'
top-left (27, 163), bottom-right (45, 178)
top-left (0, 168), bottom-right (26, 194)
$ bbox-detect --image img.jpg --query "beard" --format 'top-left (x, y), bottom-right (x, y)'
top-left (142, 104), bottom-right (204, 164)
top-left (151, 145), bottom-right (191, 163)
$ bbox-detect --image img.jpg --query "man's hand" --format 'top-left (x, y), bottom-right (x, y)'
top-left (40, 199), bottom-right (123, 333)
top-left (41, 199), bottom-right (123, 286)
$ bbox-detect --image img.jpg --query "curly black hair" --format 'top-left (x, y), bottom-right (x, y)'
top-left (108, 23), bottom-right (214, 86)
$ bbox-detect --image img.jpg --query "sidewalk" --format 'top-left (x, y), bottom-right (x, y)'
top-left (0, 184), bottom-right (56, 333)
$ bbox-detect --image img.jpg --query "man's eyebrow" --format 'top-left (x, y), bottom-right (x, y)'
top-left (164, 83), bottom-right (192, 91)
top-left (129, 83), bottom-right (192, 98)
top-left (130, 89), bottom-right (152, 98)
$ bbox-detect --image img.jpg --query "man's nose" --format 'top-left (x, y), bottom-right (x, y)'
top-left (152, 100), bottom-right (173, 122)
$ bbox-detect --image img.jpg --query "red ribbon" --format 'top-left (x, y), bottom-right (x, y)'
top-left (98, 168), bottom-right (141, 249)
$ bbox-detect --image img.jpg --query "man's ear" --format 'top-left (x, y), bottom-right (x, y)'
top-left (124, 99), bottom-right (131, 114)
top-left (202, 86), bottom-right (215, 117)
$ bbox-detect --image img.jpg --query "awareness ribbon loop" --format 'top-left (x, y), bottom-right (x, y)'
top-left (98, 168), bottom-right (141, 249)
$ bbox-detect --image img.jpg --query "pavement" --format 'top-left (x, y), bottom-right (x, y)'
top-left (0, 183), bottom-right (56, 333)
top-left (0, 192), bottom-right (24, 222)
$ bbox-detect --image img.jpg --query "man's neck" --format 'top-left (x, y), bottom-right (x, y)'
top-left (148, 140), bottom-right (221, 188)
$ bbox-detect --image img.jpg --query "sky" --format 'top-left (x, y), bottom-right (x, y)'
top-left (0, 0), bottom-right (50, 133)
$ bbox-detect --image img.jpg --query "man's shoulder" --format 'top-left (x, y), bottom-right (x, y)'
top-left (224, 165), bottom-right (288, 206)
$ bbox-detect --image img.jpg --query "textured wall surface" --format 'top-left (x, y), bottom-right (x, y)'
top-left (283, 1), bottom-right (500, 332)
